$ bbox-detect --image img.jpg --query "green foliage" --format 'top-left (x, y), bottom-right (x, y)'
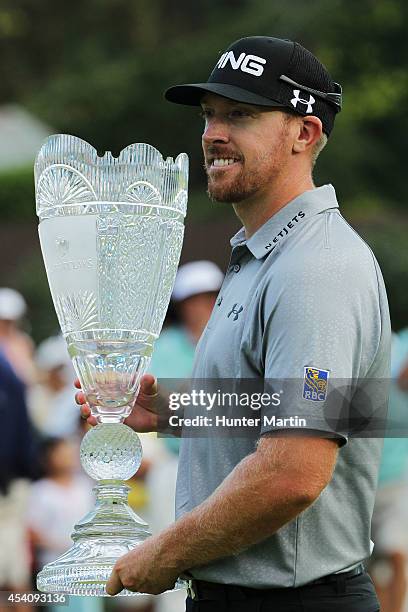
top-left (357, 218), bottom-right (408, 332)
top-left (1, 0), bottom-right (406, 207)
top-left (13, 253), bottom-right (59, 344)
top-left (0, 166), bottom-right (35, 221)
top-left (0, 0), bottom-right (406, 337)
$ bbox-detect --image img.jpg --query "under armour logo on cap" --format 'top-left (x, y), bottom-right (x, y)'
top-left (290, 90), bottom-right (315, 114)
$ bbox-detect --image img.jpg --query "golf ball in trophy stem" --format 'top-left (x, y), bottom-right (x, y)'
top-left (80, 423), bottom-right (142, 481)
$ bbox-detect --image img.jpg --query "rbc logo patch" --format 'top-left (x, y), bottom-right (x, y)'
top-left (303, 367), bottom-right (329, 402)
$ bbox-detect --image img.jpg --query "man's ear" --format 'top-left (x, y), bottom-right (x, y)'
top-left (292, 116), bottom-right (323, 154)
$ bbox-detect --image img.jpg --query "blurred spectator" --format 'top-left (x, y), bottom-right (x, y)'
top-left (0, 288), bottom-right (36, 385)
top-left (371, 328), bottom-right (408, 612)
top-left (26, 437), bottom-right (92, 569)
top-left (0, 351), bottom-right (37, 600)
top-left (150, 260), bottom-right (224, 377)
top-left (26, 437), bottom-right (97, 612)
top-left (148, 260), bottom-right (223, 612)
top-left (147, 436), bottom-right (181, 542)
top-left (27, 335), bottom-right (79, 438)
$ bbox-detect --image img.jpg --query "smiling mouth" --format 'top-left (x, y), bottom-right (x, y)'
top-left (208, 157), bottom-right (242, 169)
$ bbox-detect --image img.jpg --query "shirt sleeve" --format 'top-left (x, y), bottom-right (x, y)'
top-left (257, 244), bottom-right (387, 442)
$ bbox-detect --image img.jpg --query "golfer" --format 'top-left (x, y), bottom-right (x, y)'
top-left (77, 36), bottom-right (390, 611)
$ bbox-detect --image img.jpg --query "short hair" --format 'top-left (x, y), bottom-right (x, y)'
top-left (311, 132), bottom-right (328, 167)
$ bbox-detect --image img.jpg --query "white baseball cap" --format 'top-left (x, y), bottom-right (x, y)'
top-left (0, 288), bottom-right (27, 320)
top-left (172, 261), bottom-right (224, 302)
top-left (36, 335), bottom-right (71, 371)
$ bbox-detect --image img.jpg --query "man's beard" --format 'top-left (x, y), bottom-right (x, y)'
top-left (206, 164), bottom-right (263, 203)
top-left (205, 150), bottom-right (285, 204)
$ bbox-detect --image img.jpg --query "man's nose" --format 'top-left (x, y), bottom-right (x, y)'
top-left (202, 118), bottom-right (230, 145)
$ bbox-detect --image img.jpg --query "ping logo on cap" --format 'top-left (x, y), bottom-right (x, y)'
top-left (216, 51), bottom-right (266, 77)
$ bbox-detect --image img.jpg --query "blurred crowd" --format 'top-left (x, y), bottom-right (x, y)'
top-left (1, 260), bottom-right (408, 612)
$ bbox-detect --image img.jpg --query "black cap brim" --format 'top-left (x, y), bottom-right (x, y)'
top-left (165, 82), bottom-right (286, 108)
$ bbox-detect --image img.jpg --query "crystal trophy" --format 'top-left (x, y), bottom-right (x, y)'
top-left (34, 134), bottom-right (188, 596)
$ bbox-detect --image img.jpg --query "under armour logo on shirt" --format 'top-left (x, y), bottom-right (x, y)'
top-left (290, 90), bottom-right (315, 113)
top-left (227, 304), bottom-right (243, 321)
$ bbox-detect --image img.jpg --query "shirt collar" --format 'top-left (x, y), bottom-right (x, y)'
top-left (230, 184), bottom-right (339, 259)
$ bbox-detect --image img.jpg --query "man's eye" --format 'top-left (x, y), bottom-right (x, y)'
top-left (199, 109), bottom-right (212, 119)
top-left (230, 110), bottom-right (250, 118)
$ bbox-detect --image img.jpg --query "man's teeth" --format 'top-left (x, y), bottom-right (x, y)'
top-left (212, 158), bottom-right (238, 167)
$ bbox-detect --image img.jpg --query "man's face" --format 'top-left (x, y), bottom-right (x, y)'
top-left (201, 94), bottom-right (296, 204)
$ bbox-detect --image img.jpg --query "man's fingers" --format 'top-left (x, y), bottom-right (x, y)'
top-left (75, 391), bottom-right (87, 405)
top-left (85, 415), bottom-right (98, 426)
top-left (124, 409), bottom-right (158, 432)
top-left (79, 402), bottom-right (90, 416)
top-left (105, 568), bottom-right (124, 596)
top-left (79, 404), bottom-right (97, 426)
top-left (75, 374), bottom-right (160, 432)
top-left (139, 374), bottom-right (157, 396)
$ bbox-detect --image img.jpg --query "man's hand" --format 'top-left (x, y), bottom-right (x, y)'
top-left (398, 361), bottom-right (408, 391)
top-left (105, 536), bottom-right (180, 596)
top-left (75, 374), bottom-right (167, 432)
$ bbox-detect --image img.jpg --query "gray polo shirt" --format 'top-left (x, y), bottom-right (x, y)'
top-left (176, 184), bottom-right (391, 587)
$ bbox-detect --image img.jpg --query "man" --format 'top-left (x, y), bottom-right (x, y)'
top-left (370, 329), bottom-right (408, 612)
top-left (77, 36), bottom-right (390, 610)
top-left (28, 334), bottom-right (78, 437)
top-left (0, 288), bottom-right (36, 385)
top-left (0, 351), bottom-right (37, 608)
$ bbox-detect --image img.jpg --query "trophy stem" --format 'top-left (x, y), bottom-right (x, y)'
top-left (72, 481), bottom-right (151, 540)
top-left (37, 424), bottom-right (152, 595)
top-left (37, 426), bottom-right (186, 595)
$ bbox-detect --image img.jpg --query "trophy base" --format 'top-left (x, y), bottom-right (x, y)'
top-left (37, 549), bottom-right (186, 597)
top-left (37, 480), bottom-right (186, 597)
